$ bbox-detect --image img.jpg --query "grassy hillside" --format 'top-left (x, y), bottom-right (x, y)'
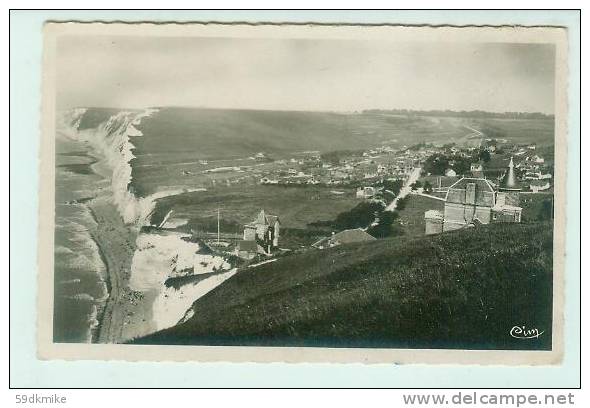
top-left (128, 108), bottom-right (470, 196)
top-left (132, 108), bottom-right (468, 162)
top-left (150, 185), bottom-right (360, 248)
top-left (136, 222), bottom-right (553, 350)
top-left (471, 117), bottom-right (555, 147)
top-left (73, 108), bottom-right (553, 197)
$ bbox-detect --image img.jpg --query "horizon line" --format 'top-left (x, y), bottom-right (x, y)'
top-left (61, 105), bottom-right (555, 117)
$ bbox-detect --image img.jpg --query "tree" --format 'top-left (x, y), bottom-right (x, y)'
top-left (333, 202), bottom-right (384, 230)
top-left (478, 149), bottom-right (491, 163)
top-left (423, 154), bottom-right (449, 176)
top-left (367, 211), bottom-right (400, 238)
top-left (320, 151), bottom-right (343, 165)
top-left (423, 180), bottom-right (433, 193)
top-left (383, 179), bottom-right (404, 196)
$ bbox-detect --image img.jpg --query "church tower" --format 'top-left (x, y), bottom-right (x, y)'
top-left (497, 157), bottom-right (522, 207)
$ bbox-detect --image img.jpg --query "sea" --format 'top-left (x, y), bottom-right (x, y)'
top-left (54, 134), bottom-right (111, 343)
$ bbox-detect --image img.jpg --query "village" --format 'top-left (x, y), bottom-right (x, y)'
top-left (164, 132), bottom-right (554, 271)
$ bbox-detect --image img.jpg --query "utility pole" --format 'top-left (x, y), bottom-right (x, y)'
top-left (217, 208), bottom-right (220, 244)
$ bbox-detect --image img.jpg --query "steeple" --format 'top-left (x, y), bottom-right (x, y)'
top-left (499, 156), bottom-right (521, 191)
top-left (255, 209), bottom-right (268, 225)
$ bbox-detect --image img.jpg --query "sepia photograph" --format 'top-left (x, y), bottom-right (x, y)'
top-left (37, 22), bottom-right (568, 363)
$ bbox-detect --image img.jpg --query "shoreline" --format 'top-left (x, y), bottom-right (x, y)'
top-left (61, 118), bottom-right (163, 344)
top-left (88, 196), bottom-right (139, 343)
top-left (77, 131), bottom-right (152, 344)
top-left (60, 117), bottom-right (238, 344)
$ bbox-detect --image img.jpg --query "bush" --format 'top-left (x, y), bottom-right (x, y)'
top-left (333, 202), bottom-right (384, 230)
top-left (367, 211), bottom-right (400, 238)
top-left (396, 197), bottom-right (408, 211)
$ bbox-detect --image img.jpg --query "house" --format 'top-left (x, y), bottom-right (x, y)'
top-left (312, 229), bottom-right (376, 249)
top-left (356, 186), bottom-right (376, 199)
top-left (254, 152), bottom-right (269, 161)
top-left (470, 162), bottom-right (484, 178)
top-left (441, 178), bottom-right (497, 232)
top-left (445, 168), bottom-right (457, 177)
top-left (240, 209), bottom-right (280, 257)
top-left (425, 158), bottom-right (522, 234)
top-left (529, 180), bottom-right (551, 193)
top-left (527, 154), bottom-right (545, 164)
top-left (259, 177), bottom-right (278, 185)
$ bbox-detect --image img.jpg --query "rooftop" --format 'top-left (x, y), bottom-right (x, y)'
top-left (331, 228), bottom-right (377, 244)
top-left (499, 157), bottom-right (522, 191)
top-left (447, 177), bottom-right (495, 193)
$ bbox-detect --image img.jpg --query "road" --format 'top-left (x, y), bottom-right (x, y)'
top-left (463, 125), bottom-right (485, 147)
top-left (385, 167), bottom-right (422, 212)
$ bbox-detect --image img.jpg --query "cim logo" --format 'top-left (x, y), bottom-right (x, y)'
top-left (510, 325), bottom-right (544, 339)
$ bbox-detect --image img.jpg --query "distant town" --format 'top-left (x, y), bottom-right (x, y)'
top-left (175, 132), bottom-right (554, 263)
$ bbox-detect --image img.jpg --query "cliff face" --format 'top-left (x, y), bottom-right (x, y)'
top-left (58, 107), bottom-right (159, 225)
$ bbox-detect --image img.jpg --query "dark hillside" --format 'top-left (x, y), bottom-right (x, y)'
top-left (136, 222), bottom-right (553, 350)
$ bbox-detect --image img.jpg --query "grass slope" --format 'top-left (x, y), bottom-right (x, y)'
top-left (129, 108), bottom-right (468, 195)
top-left (132, 108), bottom-right (467, 161)
top-left (136, 222), bottom-right (553, 350)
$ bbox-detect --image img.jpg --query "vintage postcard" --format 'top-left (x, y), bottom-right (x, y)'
top-left (38, 22), bottom-right (568, 364)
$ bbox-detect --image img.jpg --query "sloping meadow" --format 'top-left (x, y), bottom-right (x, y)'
top-left (136, 222), bottom-right (553, 350)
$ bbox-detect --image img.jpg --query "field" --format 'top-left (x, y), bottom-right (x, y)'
top-left (151, 184), bottom-right (362, 248)
top-left (136, 222), bottom-right (553, 350)
top-left (469, 117), bottom-right (555, 147)
top-left (129, 108), bottom-right (476, 197)
top-left (66, 107), bottom-right (554, 198)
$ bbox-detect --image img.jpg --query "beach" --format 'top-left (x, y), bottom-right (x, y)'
top-left (84, 137), bottom-right (160, 343)
top-left (88, 196), bottom-right (155, 343)
top-left (89, 193), bottom-right (237, 343)
top-left (54, 109), bottom-right (241, 344)
top-left (78, 150), bottom-right (232, 343)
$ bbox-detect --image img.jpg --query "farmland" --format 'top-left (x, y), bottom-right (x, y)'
top-left (129, 108), bottom-right (477, 197)
top-left (150, 184), bottom-right (362, 248)
top-left (470, 117), bottom-right (555, 147)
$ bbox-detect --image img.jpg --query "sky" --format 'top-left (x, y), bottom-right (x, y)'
top-left (56, 36), bottom-right (556, 114)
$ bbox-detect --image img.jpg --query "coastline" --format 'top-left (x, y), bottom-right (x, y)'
top-left (57, 110), bottom-right (239, 344)
top-left (88, 196), bottom-right (140, 343)
top-left (58, 112), bottom-right (166, 344)
top-left (86, 155), bottom-right (160, 343)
